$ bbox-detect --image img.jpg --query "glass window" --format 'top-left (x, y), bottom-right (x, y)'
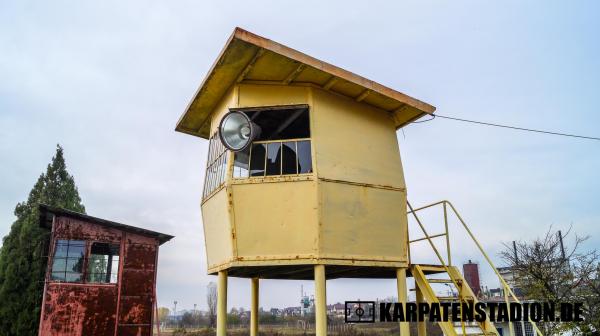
top-left (219, 154), bottom-right (227, 181)
top-left (297, 140), bottom-right (313, 174)
top-left (282, 141), bottom-right (298, 175)
top-left (243, 106), bottom-right (310, 140)
top-left (203, 132), bottom-right (229, 199)
top-left (523, 322), bottom-right (533, 336)
top-left (233, 149), bottom-right (250, 178)
top-left (51, 239), bottom-right (85, 283)
top-left (228, 106), bottom-right (312, 179)
top-left (250, 143), bottom-right (266, 177)
top-left (87, 242), bottom-right (120, 284)
top-left (513, 322), bottom-right (523, 336)
top-left (266, 143), bottom-right (282, 176)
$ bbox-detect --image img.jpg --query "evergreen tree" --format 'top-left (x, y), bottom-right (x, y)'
top-left (0, 145), bottom-right (85, 336)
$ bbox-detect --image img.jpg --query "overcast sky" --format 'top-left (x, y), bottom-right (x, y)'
top-left (1, 1), bottom-right (599, 313)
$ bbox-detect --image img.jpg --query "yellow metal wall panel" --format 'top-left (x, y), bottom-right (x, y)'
top-left (231, 180), bottom-right (319, 258)
top-left (238, 84), bottom-right (309, 108)
top-left (209, 87), bottom-right (237, 135)
top-left (311, 87), bottom-right (406, 189)
top-left (199, 82), bottom-right (411, 274)
top-left (318, 181), bottom-right (408, 262)
top-left (201, 189), bottom-right (234, 268)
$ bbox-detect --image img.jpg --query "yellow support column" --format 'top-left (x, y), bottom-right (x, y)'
top-left (504, 285), bottom-right (515, 336)
top-left (217, 271), bottom-right (228, 336)
top-left (396, 268), bottom-right (410, 336)
top-left (415, 285), bottom-right (426, 336)
top-left (314, 264), bottom-right (327, 336)
top-left (251, 278), bottom-right (259, 336)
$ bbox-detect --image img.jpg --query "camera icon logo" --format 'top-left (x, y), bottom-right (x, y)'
top-left (344, 301), bottom-right (375, 323)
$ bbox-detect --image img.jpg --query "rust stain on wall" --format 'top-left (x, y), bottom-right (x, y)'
top-left (38, 205), bottom-right (173, 336)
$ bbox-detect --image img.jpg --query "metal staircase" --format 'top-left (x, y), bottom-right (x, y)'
top-left (407, 201), bottom-right (544, 336)
top-left (412, 264), bottom-right (497, 336)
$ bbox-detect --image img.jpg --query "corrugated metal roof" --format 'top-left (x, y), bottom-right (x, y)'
top-left (176, 27), bottom-right (436, 139)
top-left (39, 204), bottom-right (174, 245)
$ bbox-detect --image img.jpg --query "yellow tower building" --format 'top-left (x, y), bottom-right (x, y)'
top-left (176, 28), bottom-right (519, 336)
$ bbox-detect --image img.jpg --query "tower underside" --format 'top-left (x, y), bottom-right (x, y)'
top-left (212, 263), bottom-right (445, 280)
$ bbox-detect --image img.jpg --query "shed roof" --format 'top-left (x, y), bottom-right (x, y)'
top-left (176, 27), bottom-right (436, 139)
top-left (39, 204), bottom-right (174, 245)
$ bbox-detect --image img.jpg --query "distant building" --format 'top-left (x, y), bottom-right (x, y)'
top-left (300, 294), bottom-right (315, 316)
top-left (283, 306), bottom-right (302, 317)
top-left (497, 266), bottom-right (519, 288)
top-left (463, 260), bottom-right (481, 297)
top-left (327, 303), bottom-right (345, 317)
top-left (489, 287), bottom-right (503, 298)
top-left (496, 266), bottom-right (524, 298)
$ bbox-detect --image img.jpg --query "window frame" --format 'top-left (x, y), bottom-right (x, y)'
top-left (86, 241), bottom-right (121, 284)
top-left (228, 104), bottom-right (315, 182)
top-left (48, 238), bottom-right (122, 286)
top-left (49, 239), bottom-right (86, 283)
top-left (233, 137), bottom-right (313, 180)
top-left (202, 132), bottom-right (229, 200)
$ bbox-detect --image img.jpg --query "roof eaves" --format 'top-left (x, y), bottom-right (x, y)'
top-left (38, 204), bottom-right (174, 245)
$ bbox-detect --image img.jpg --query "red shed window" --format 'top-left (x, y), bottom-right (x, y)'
top-left (50, 240), bottom-right (85, 282)
top-left (50, 240), bottom-right (121, 284)
top-left (87, 242), bottom-right (120, 284)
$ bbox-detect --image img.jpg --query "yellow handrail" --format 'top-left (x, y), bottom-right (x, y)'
top-left (408, 200), bottom-right (544, 336)
top-left (408, 201), bottom-right (497, 336)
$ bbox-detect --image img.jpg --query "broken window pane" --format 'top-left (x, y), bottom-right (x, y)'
top-left (266, 142), bottom-right (282, 176)
top-left (87, 242), bottom-right (120, 284)
top-left (225, 106), bottom-right (313, 179)
top-left (297, 140), bottom-right (313, 174)
top-left (282, 141), bottom-right (298, 175)
top-left (250, 143), bottom-right (266, 176)
top-left (243, 106), bottom-right (310, 140)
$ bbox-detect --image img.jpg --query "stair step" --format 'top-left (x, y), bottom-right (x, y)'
top-left (436, 296), bottom-right (459, 301)
top-left (427, 279), bottom-right (454, 283)
top-left (418, 264), bottom-right (448, 273)
top-left (436, 295), bottom-right (476, 302)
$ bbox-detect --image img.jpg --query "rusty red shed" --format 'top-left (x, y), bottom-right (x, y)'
top-left (38, 204), bottom-right (173, 336)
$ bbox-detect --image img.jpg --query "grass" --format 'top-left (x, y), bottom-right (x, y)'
top-left (158, 322), bottom-right (443, 336)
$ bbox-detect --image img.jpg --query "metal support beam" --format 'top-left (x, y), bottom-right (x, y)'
top-left (217, 271), bottom-right (228, 336)
top-left (314, 265), bottom-right (327, 336)
top-left (415, 284), bottom-right (426, 336)
top-left (355, 89), bottom-right (371, 102)
top-left (251, 278), bottom-right (259, 336)
top-left (396, 268), bottom-right (410, 336)
top-left (282, 63), bottom-right (306, 84)
top-left (443, 202), bottom-right (451, 266)
top-left (323, 76), bottom-right (338, 90)
top-left (393, 104), bottom-right (409, 114)
top-left (409, 232), bottom-right (447, 243)
top-left (504, 285), bottom-right (515, 336)
top-left (236, 48), bottom-right (265, 83)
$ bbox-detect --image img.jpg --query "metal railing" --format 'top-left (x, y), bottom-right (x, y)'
top-left (407, 200), bottom-right (543, 336)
